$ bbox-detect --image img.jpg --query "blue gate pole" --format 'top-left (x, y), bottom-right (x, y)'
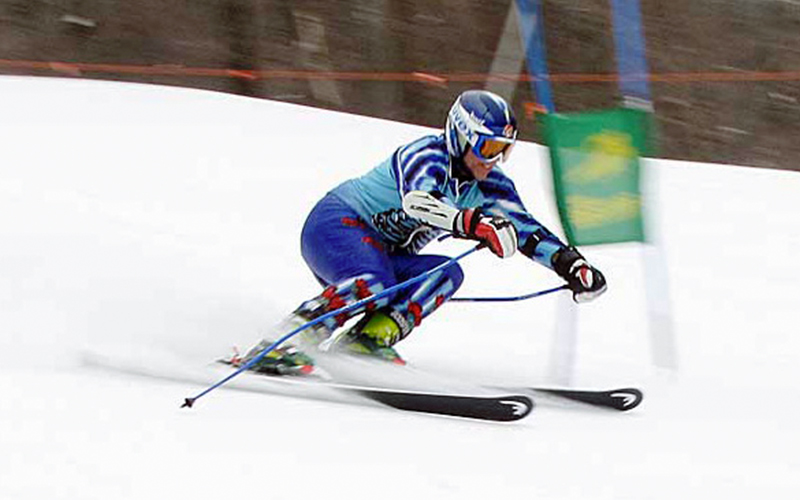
top-left (515, 0), bottom-right (555, 113)
top-left (610, 0), bottom-right (652, 108)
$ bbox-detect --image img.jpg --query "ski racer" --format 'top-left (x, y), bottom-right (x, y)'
top-left (240, 90), bottom-right (607, 374)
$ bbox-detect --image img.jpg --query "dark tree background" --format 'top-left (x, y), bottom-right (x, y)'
top-left (2, 0), bottom-right (798, 170)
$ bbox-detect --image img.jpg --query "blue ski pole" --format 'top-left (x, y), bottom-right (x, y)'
top-left (182, 243), bottom-right (485, 408)
top-left (451, 284), bottom-right (569, 303)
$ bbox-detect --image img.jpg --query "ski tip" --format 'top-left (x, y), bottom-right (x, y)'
top-left (498, 395), bottom-right (534, 421)
top-left (610, 388), bottom-right (643, 411)
top-left (536, 387), bottom-right (644, 412)
top-left (181, 397), bottom-right (196, 409)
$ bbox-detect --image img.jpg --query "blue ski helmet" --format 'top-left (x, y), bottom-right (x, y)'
top-left (445, 90), bottom-right (518, 163)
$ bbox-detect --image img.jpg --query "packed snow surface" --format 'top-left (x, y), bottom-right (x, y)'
top-left (1, 77), bottom-right (798, 499)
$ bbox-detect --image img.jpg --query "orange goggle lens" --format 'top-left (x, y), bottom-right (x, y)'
top-left (477, 138), bottom-right (514, 161)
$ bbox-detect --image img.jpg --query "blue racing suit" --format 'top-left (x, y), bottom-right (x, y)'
top-left (298, 134), bottom-right (567, 337)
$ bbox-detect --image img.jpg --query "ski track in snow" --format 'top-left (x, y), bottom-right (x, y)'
top-left (1, 76), bottom-right (799, 499)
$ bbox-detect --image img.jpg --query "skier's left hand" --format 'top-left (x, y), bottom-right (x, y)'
top-left (552, 247), bottom-right (607, 303)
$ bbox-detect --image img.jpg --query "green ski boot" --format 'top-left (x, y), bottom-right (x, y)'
top-left (338, 308), bottom-right (411, 365)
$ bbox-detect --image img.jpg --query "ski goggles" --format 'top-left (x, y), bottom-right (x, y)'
top-left (473, 134), bottom-right (516, 163)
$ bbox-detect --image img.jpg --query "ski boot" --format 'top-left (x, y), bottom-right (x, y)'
top-left (275, 308), bottom-right (333, 350)
top-left (337, 308), bottom-right (410, 365)
top-left (237, 309), bottom-right (333, 376)
top-left (234, 341), bottom-right (315, 376)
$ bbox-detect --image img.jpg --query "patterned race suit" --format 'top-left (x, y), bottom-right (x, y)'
top-left (297, 133), bottom-right (568, 336)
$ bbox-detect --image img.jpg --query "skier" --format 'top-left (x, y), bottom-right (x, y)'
top-left (240, 90), bottom-right (607, 374)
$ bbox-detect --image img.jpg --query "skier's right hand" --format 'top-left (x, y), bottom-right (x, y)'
top-left (454, 208), bottom-right (518, 258)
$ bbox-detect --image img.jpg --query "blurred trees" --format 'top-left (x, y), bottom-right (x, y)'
top-left (1, 0), bottom-right (798, 170)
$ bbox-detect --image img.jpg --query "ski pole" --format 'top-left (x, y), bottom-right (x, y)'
top-left (181, 243), bottom-right (485, 408)
top-left (450, 284), bottom-right (569, 303)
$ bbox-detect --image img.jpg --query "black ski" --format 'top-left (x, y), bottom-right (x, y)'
top-left (354, 388), bottom-right (534, 422)
top-left (215, 360), bottom-right (534, 422)
top-left (527, 387), bottom-right (643, 411)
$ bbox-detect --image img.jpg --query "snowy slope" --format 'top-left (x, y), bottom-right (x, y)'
top-left (1, 77), bottom-right (798, 499)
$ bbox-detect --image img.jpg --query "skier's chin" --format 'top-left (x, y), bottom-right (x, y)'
top-left (472, 167), bottom-right (492, 181)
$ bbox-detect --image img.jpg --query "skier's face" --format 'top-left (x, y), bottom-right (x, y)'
top-left (464, 149), bottom-right (499, 181)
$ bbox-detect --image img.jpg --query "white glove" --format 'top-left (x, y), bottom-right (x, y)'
top-left (402, 191), bottom-right (517, 258)
top-left (454, 208), bottom-right (517, 258)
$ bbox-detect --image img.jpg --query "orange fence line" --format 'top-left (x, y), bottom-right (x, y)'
top-left (2, 59), bottom-right (800, 83)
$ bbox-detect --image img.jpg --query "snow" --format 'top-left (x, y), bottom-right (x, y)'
top-left (1, 76), bottom-right (799, 499)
